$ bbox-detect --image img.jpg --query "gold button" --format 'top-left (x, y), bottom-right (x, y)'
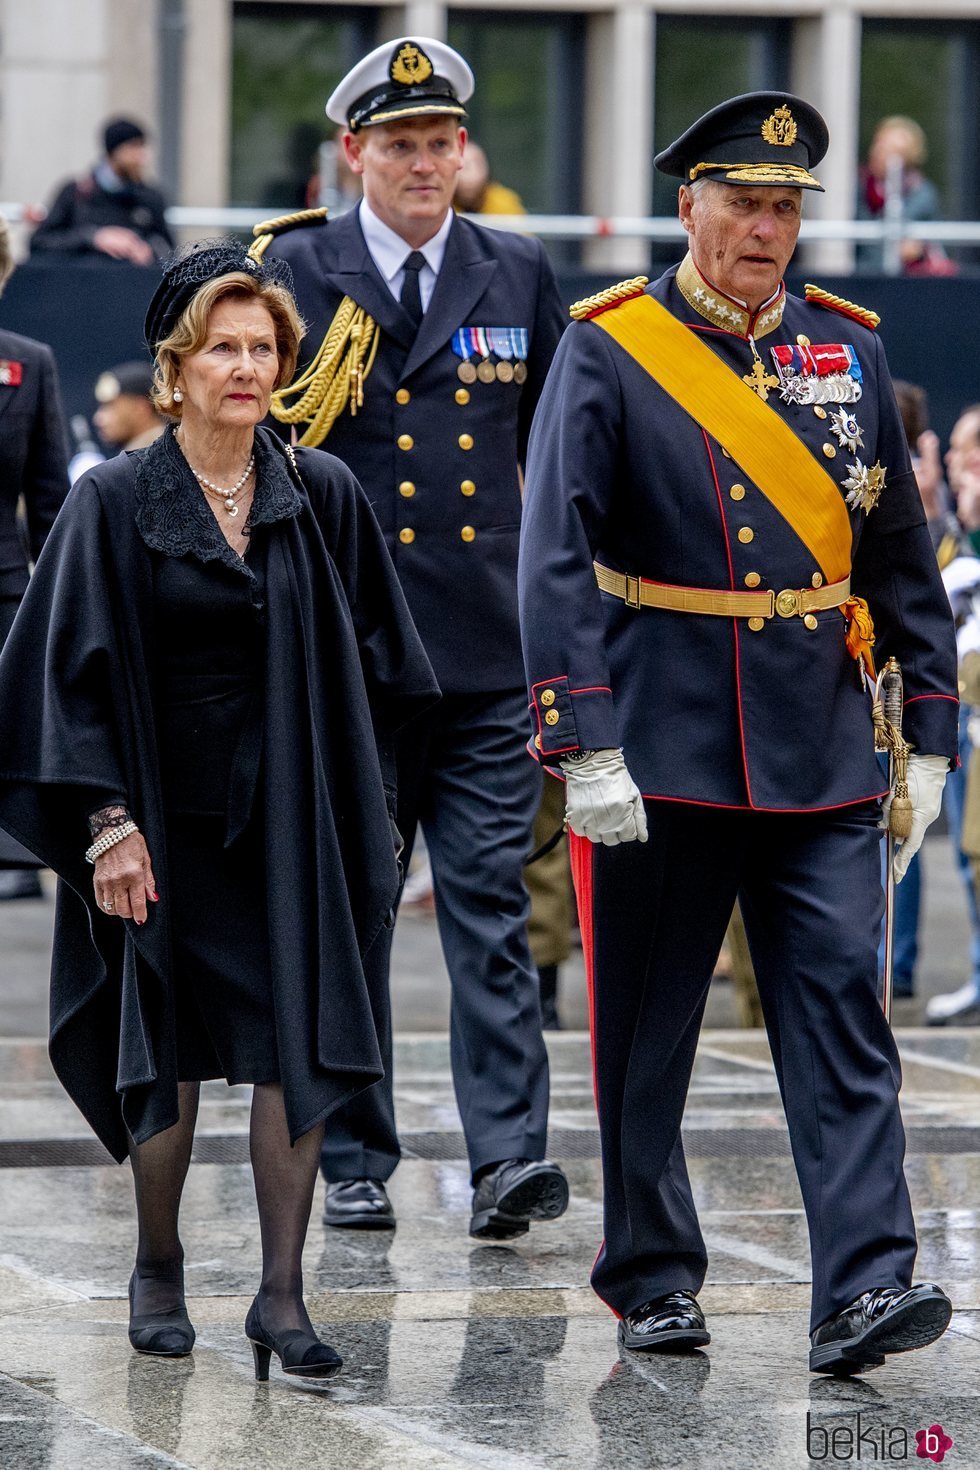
top-left (461, 525), bottom-right (476, 543)
top-left (455, 388), bottom-right (470, 405)
top-left (797, 334), bottom-right (811, 347)
top-left (545, 709), bottom-right (560, 726)
top-left (399, 480), bottom-right (416, 498)
top-left (398, 434), bottom-right (414, 451)
top-left (813, 406), bottom-right (827, 420)
top-left (729, 483), bottom-right (746, 501)
top-left (738, 527), bottom-right (754, 544)
top-left (458, 433), bottom-right (474, 450)
top-left (396, 388), bottom-right (411, 405)
top-left (744, 572), bottom-right (761, 589)
top-left (822, 443), bottom-right (836, 459)
top-left (534, 733), bottom-right (542, 751)
top-left (460, 479), bottom-right (476, 497)
top-left (399, 527), bottom-right (415, 545)
top-left (540, 689), bottom-right (556, 707)
top-left (748, 617), bottom-right (765, 632)
top-left (811, 572), bottom-right (823, 588)
top-left (804, 613), bottom-right (818, 630)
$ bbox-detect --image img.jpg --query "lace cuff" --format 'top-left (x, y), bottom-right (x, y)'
top-left (88, 804), bottom-right (132, 840)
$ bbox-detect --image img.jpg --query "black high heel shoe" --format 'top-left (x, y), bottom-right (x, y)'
top-left (245, 1299), bottom-right (342, 1381)
top-left (128, 1271), bottom-right (195, 1357)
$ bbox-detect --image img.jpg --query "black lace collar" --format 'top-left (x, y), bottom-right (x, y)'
top-left (133, 424), bottom-right (302, 578)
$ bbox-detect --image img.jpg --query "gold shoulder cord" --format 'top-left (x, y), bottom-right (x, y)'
top-left (569, 276), bottom-right (649, 321)
top-left (804, 283), bottom-right (881, 331)
top-left (248, 208), bottom-right (381, 448)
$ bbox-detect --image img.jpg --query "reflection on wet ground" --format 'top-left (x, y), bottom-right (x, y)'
top-left (1, 1031), bottom-right (978, 1468)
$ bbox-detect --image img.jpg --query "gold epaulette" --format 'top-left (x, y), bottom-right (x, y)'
top-left (248, 207), bottom-right (328, 264)
top-left (804, 283), bottom-right (880, 331)
top-left (569, 276), bottom-right (649, 322)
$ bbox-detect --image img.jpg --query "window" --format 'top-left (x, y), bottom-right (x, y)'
top-left (230, 2), bottom-right (377, 209)
top-left (860, 19), bottom-right (980, 227)
top-left (447, 10), bottom-right (585, 218)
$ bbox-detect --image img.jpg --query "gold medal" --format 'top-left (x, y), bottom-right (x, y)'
top-left (495, 361), bottom-right (514, 383)
top-left (457, 361), bottom-right (477, 384)
top-left (477, 360), bottom-right (496, 384)
top-left (513, 361), bottom-right (528, 384)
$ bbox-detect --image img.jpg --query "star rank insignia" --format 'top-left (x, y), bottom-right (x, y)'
top-left (829, 408), bottom-right (864, 454)
top-left (843, 458), bottom-right (886, 514)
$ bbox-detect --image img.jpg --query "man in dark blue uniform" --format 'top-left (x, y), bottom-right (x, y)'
top-left (255, 38), bottom-right (569, 1240)
top-left (518, 93), bottom-right (958, 1373)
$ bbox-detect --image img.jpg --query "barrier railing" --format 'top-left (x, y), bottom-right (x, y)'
top-left (3, 202), bottom-right (978, 266)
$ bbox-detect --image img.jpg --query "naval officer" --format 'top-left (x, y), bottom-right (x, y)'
top-left (518, 93), bottom-right (958, 1373)
top-left (254, 38), bottom-right (568, 1239)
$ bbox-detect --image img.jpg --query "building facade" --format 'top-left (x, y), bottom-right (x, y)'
top-left (1, 0), bottom-right (978, 272)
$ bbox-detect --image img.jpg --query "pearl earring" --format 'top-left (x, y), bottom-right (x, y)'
top-left (173, 388), bottom-right (183, 403)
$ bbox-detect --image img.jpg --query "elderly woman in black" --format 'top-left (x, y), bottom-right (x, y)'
top-left (0, 242), bottom-right (437, 1380)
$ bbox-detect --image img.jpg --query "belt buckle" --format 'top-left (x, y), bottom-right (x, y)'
top-left (625, 574), bottom-right (642, 609)
top-left (775, 588), bottom-right (802, 619)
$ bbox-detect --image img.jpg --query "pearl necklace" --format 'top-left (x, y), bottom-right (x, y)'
top-left (187, 454), bottom-right (255, 516)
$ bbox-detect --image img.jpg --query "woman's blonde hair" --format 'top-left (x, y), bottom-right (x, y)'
top-left (152, 272), bottom-right (305, 417)
top-left (0, 214), bottom-right (14, 297)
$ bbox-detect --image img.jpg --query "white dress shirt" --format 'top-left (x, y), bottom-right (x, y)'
top-left (358, 198), bottom-right (453, 313)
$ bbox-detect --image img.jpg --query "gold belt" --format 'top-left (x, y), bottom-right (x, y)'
top-left (594, 561), bottom-right (851, 620)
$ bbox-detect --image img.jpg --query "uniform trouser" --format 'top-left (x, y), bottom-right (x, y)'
top-left (321, 688), bottom-right (550, 1183)
top-left (572, 798), bottom-right (918, 1332)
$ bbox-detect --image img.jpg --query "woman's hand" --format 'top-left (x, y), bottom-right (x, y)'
top-left (93, 831), bottom-right (158, 925)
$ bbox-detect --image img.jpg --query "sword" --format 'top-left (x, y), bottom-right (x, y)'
top-left (873, 657), bottom-right (913, 1022)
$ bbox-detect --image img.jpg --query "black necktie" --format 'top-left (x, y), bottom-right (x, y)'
top-left (400, 251), bottom-right (426, 328)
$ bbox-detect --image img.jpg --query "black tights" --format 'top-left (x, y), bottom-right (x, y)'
top-left (128, 1081), bottom-right (325, 1335)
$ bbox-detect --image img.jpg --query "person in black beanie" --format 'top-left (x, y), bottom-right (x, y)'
top-left (30, 117), bottom-right (174, 265)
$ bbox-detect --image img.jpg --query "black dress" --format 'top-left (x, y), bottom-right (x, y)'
top-left (151, 517), bottom-right (277, 1085)
top-left (0, 425), bottom-right (440, 1155)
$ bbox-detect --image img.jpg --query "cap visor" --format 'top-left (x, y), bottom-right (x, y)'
top-left (361, 101), bottom-right (466, 126)
top-left (691, 161), bottom-right (824, 191)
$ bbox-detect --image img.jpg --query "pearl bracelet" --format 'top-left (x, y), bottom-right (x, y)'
top-left (85, 819), bottom-right (138, 865)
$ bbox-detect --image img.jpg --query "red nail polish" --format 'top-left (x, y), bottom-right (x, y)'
top-left (136, 919), bottom-right (145, 926)
top-left (151, 891), bottom-right (159, 901)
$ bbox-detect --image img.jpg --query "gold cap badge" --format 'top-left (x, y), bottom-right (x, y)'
top-left (391, 43), bottom-right (433, 87)
top-left (761, 105), bottom-right (798, 148)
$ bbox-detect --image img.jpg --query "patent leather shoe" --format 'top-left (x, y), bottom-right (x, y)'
top-left (618, 1291), bottom-right (710, 1353)
top-left (245, 1299), bottom-right (342, 1381)
top-left (469, 1159), bottom-right (569, 1240)
top-left (322, 1177), bottom-right (395, 1230)
top-left (809, 1284), bottom-right (952, 1375)
top-left (128, 1272), bottom-right (195, 1357)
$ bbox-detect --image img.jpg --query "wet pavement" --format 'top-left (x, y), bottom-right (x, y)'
top-left (1, 835), bottom-right (979, 1467)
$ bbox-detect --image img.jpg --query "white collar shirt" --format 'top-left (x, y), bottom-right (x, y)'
top-left (358, 199), bottom-right (453, 313)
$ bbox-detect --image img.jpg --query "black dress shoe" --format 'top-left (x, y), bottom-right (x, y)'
top-left (469, 1159), bottom-right (569, 1239)
top-left (128, 1272), bottom-right (195, 1357)
top-left (323, 1178), bottom-right (395, 1230)
top-left (809, 1284), bottom-right (952, 1376)
top-left (245, 1299), bottom-right (342, 1381)
top-left (618, 1291), bottom-right (710, 1353)
top-left (0, 869), bottom-right (43, 900)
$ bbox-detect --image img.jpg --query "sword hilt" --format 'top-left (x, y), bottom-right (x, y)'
top-left (879, 657), bottom-right (914, 841)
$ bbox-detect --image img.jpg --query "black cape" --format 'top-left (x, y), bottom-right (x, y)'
top-left (0, 427), bottom-right (438, 1156)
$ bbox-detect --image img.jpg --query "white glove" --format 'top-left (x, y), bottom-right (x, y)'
top-left (560, 747), bottom-right (648, 846)
top-left (880, 753), bottom-right (948, 883)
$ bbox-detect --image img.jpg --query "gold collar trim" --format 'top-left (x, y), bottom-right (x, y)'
top-left (675, 253), bottom-right (785, 340)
